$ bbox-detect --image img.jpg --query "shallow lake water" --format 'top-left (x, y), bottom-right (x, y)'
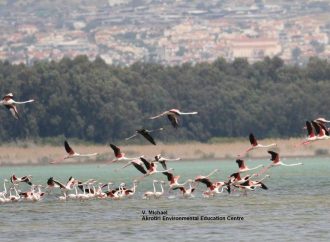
top-left (0, 157), bottom-right (329, 241)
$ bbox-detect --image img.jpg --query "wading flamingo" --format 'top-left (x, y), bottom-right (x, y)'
top-left (143, 180), bottom-right (158, 199)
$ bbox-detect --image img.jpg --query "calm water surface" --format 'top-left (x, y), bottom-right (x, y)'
top-left (0, 157), bottom-right (329, 241)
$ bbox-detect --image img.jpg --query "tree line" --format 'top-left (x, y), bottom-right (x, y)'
top-left (0, 56), bottom-right (329, 144)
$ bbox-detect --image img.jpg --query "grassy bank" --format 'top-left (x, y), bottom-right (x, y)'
top-left (0, 138), bottom-right (328, 166)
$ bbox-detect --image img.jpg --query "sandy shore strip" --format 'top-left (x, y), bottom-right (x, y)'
top-left (0, 138), bottom-right (328, 166)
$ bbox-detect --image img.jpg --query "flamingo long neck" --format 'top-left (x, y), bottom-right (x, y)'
top-left (80, 153), bottom-right (98, 157)
top-left (182, 179), bottom-right (191, 186)
top-left (257, 165), bottom-right (271, 176)
top-left (118, 186), bottom-right (124, 196)
top-left (249, 164), bottom-right (264, 171)
top-left (152, 182), bottom-right (157, 193)
top-left (3, 181), bottom-right (7, 194)
top-left (280, 162), bottom-right (303, 166)
top-left (244, 174), bottom-right (257, 182)
top-left (13, 100), bottom-right (34, 104)
top-left (216, 187), bottom-right (225, 193)
top-left (122, 161), bottom-right (132, 169)
top-left (159, 183), bottom-right (164, 194)
top-left (156, 168), bottom-right (172, 173)
top-left (235, 173), bottom-right (241, 181)
top-left (132, 183), bottom-right (136, 193)
top-left (14, 186), bottom-right (19, 197)
top-left (88, 184), bottom-right (92, 194)
top-left (179, 111), bottom-right (198, 115)
top-left (257, 175), bottom-right (270, 183)
top-left (92, 185), bottom-right (96, 195)
top-left (83, 185), bottom-right (86, 195)
top-left (206, 169), bottom-right (218, 178)
top-left (266, 143), bottom-right (276, 147)
top-left (187, 182), bottom-right (193, 193)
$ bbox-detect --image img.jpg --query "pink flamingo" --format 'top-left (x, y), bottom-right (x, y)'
top-left (236, 159), bottom-right (263, 173)
top-left (51, 140), bottom-right (98, 163)
top-left (258, 151), bottom-right (303, 175)
top-left (149, 109), bottom-right (198, 128)
top-left (240, 133), bottom-right (276, 156)
top-left (108, 143), bottom-right (140, 163)
top-left (0, 92), bottom-right (34, 119)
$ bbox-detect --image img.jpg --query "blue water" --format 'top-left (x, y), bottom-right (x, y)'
top-left (0, 157), bottom-right (329, 241)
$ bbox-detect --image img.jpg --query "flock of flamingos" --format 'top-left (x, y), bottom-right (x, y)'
top-left (0, 92), bottom-right (328, 203)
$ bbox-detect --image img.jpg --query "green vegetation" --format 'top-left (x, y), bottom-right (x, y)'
top-left (0, 56), bottom-right (329, 144)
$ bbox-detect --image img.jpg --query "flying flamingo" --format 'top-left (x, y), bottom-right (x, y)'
top-left (120, 158), bottom-right (147, 173)
top-left (0, 92), bottom-right (34, 119)
top-left (311, 117), bottom-right (330, 134)
top-left (312, 121), bottom-right (330, 140)
top-left (234, 175), bottom-right (270, 196)
top-left (108, 143), bottom-right (140, 163)
top-left (228, 172), bottom-right (257, 186)
top-left (149, 109), bottom-right (198, 128)
top-left (236, 159), bottom-right (263, 173)
top-left (173, 180), bottom-right (197, 198)
top-left (314, 117), bottom-right (330, 127)
top-left (50, 140), bottom-right (98, 163)
top-left (136, 157), bottom-right (174, 179)
top-left (195, 177), bottom-right (230, 197)
top-left (162, 171), bottom-right (193, 190)
top-left (237, 175), bottom-right (270, 191)
top-left (125, 128), bottom-right (164, 145)
top-left (194, 169), bottom-right (230, 196)
top-left (194, 169), bottom-right (219, 183)
top-left (240, 133), bottom-right (277, 156)
top-left (10, 174), bottom-right (33, 186)
top-left (194, 170), bottom-right (231, 195)
top-left (258, 151), bottom-right (303, 175)
top-left (298, 121), bottom-right (318, 146)
top-left (154, 154), bottom-right (181, 170)
top-left (213, 181), bottom-right (231, 194)
top-left (46, 176), bottom-right (75, 191)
